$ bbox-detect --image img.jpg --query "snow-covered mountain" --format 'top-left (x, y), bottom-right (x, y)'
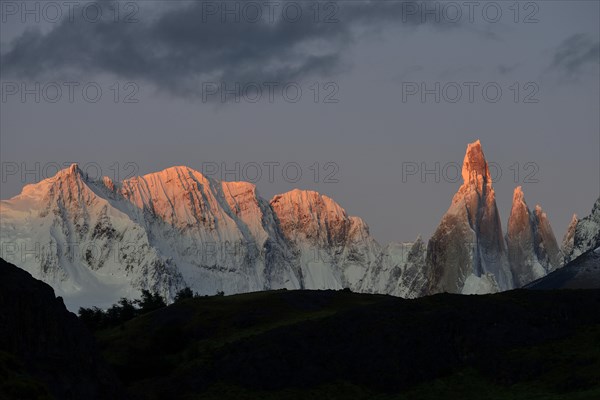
top-left (270, 189), bottom-right (380, 291)
top-left (0, 164), bottom-right (425, 309)
top-left (506, 187), bottom-right (562, 287)
top-left (0, 165), bottom-right (185, 309)
top-left (1, 141), bottom-right (589, 309)
top-left (564, 197), bottom-right (600, 262)
top-left (424, 140), bottom-right (513, 295)
top-left (360, 237), bottom-right (427, 298)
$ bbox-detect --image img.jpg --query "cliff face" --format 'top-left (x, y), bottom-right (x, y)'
top-left (425, 140), bottom-right (512, 294)
top-left (0, 257), bottom-right (123, 400)
top-left (506, 187), bottom-right (562, 287)
top-left (561, 214), bottom-right (578, 262)
top-left (566, 197), bottom-right (600, 262)
top-left (270, 189), bottom-right (382, 291)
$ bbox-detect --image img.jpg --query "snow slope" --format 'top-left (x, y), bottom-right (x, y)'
top-left (1, 165), bottom-right (426, 309)
top-left (565, 197), bottom-right (600, 262)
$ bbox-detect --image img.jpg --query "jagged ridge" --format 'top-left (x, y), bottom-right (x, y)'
top-left (0, 164), bottom-right (425, 309)
top-left (1, 141), bottom-right (589, 308)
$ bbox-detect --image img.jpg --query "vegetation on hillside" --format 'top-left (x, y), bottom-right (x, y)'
top-left (88, 288), bottom-right (600, 400)
top-left (78, 288), bottom-right (226, 330)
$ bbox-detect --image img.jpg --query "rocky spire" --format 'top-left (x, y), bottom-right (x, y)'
top-left (425, 140), bottom-right (512, 295)
top-left (532, 205), bottom-right (562, 271)
top-left (461, 139), bottom-right (492, 194)
top-left (561, 214), bottom-right (578, 261)
top-left (506, 187), bottom-right (562, 287)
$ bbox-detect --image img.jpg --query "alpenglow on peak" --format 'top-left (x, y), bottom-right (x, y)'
top-left (461, 139), bottom-right (492, 193)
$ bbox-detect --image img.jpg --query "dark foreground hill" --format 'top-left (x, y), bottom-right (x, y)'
top-left (526, 249), bottom-right (600, 290)
top-left (0, 258), bottom-right (122, 400)
top-left (2, 255), bottom-right (600, 400)
top-left (96, 287), bottom-right (600, 400)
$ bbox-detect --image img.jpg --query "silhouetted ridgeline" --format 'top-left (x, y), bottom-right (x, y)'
top-left (2, 256), bottom-right (600, 399)
top-left (96, 288), bottom-right (600, 399)
top-left (526, 248), bottom-right (600, 290)
top-left (0, 258), bottom-right (123, 400)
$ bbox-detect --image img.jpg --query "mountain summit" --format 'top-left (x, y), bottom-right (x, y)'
top-left (0, 165), bottom-right (425, 309)
top-left (506, 187), bottom-right (562, 287)
top-left (0, 141), bottom-right (584, 307)
top-left (425, 140), bottom-right (512, 295)
top-left (564, 197), bottom-right (600, 261)
top-left (460, 139), bottom-right (492, 194)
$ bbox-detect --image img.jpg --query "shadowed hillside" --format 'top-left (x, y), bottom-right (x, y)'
top-left (526, 249), bottom-right (600, 290)
top-left (2, 255), bottom-right (599, 400)
top-left (0, 258), bottom-right (123, 400)
top-left (94, 287), bottom-right (600, 399)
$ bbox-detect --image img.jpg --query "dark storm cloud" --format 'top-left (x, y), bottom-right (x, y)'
top-left (0, 1), bottom-right (448, 98)
top-left (550, 33), bottom-right (600, 78)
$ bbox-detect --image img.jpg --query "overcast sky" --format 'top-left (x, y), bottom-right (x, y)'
top-left (1, 0), bottom-right (599, 244)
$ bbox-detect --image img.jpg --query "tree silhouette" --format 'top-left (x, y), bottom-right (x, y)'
top-left (174, 287), bottom-right (195, 303)
top-left (135, 289), bottom-right (166, 313)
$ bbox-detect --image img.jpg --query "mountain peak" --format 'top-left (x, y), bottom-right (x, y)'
top-left (570, 213), bottom-right (579, 223)
top-left (461, 140), bottom-right (492, 190)
top-left (566, 196), bottom-right (600, 261)
top-left (507, 189), bottom-right (562, 285)
top-left (142, 165), bottom-right (199, 181)
top-left (8, 163), bottom-right (87, 202)
top-left (270, 189), bottom-right (346, 218)
top-left (427, 139), bottom-right (511, 295)
top-left (534, 204), bottom-right (544, 216)
top-left (54, 163), bottom-right (84, 180)
top-left (513, 186), bottom-right (525, 203)
top-left (509, 186), bottom-right (528, 215)
top-left (269, 189), bottom-right (372, 251)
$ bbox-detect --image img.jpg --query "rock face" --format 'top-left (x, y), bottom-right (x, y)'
top-left (425, 140), bottom-right (513, 294)
top-left (356, 236), bottom-right (427, 298)
top-left (561, 214), bottom-right (578, 262)
top-left (0, 165), bottom-right (426, 309)
top-left (117, 166), bottom-right (301, 296)
top-left (506, 187), bottom-right (562, 287)
top-left (0, 257), bottom-right (122, 399)
top-left (532, 205), bottom-right (563, 270)
top-left (270, 189), bottom-right (382, 291)
top-left (377, 237), bottom-right (427, 298)
top-left (565, 197), bottom-right (600, 262)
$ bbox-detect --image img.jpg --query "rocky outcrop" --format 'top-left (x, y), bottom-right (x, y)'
top-left (506, 187), bottom-right (562, 287)
top-left (425, 140), bottom-right (512, 294)
top-left (565, 197), bottom-right (600, 262)
top-left (561, 214), bottom-right (578, 262)
top-left (270, 189), bottom-right (382, 291)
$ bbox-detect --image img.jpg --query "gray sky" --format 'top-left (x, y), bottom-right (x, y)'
top-left (1, 0), bottom-right (599, 244)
